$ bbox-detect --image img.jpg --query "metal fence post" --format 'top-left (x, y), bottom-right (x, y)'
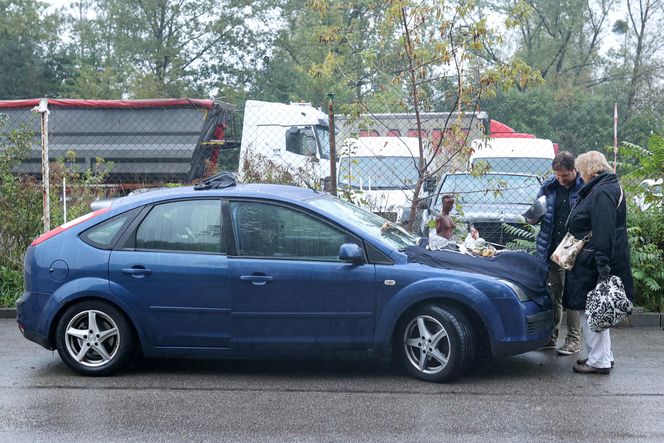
top-left (32, 98), bottom-right (50, 232)
top-left (327, 93), bottom-right (337, 196)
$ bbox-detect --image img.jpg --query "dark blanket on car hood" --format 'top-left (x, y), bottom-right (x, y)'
top-left (405, 245), bottom-right (549, 306)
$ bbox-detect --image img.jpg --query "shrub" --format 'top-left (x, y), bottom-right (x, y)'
top-left (0, 114), bottom-right (40, 308)
top-left (0, 266), bottom-right (23, 308)
top-left (503, 223), bottom-right (538, 253)
top-left (627, 208), bottom-right (664, 312)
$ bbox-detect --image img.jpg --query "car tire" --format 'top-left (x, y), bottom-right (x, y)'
top-left (55, 300), bottom-right (134, 376)
top-left (398, 305), bottom-right (475, 382)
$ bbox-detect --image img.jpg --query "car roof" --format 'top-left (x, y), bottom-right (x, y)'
top-left (110, 183), bottom-right (325, 209)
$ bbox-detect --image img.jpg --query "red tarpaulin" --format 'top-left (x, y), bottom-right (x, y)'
top-left (0, 98), bottom-right (214, 109)
top-left (489, 119), bottom-right (536, 139)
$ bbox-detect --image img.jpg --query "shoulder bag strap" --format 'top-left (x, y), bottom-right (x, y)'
top-left (617, 186), bottom-right (623, 208)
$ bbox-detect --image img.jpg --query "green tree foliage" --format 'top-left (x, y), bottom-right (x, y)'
top-left (481, 86), bottom-right (614, 153)
top-left (314, 0), bottom-right (542, 229)
top-left (59, 0), bottom-right (274, 98)
top-left (0, 0), bottom-right (64, 99)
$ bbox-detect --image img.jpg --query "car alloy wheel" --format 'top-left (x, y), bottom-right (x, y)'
top-left (403, 315), bottom-right (450, 375)
top-left (56, 301), bottom-right (134, 376)
top-left (399, 305), bottom-right (475, 382)
top-left (64, 310), bottom-right (120, 368)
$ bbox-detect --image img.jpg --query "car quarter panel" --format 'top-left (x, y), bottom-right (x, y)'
top-left (49, 277), bottom-right (148, 344)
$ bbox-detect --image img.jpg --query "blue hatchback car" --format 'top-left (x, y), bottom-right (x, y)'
top-left (17, 181), bottom-right (553, 382)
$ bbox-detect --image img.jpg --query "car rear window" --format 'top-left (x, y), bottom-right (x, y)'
top-left (81, 208), bottom-right (141, 249)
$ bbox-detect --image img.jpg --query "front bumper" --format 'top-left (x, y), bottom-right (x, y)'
top-left (492, 309), bottom-right (553, 358)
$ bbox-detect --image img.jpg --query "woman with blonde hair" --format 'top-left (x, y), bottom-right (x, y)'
top-left (563, 150), bottom-right (633, 374)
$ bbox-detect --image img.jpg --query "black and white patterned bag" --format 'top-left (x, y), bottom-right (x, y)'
top-left (585, 275), bottom-right (634, 332)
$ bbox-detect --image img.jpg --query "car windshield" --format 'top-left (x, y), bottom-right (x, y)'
top-left (315, 125), bottom-right (331, 159)
top-left (438, 174), bottom-right (541, 206)
top-left (472, 157), bottom-right (551, 176)
top-left (338, 156), bottom-right (419, 189)
top-left (308, 195), bottom-right (418, 250)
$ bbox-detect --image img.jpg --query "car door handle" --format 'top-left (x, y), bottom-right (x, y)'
top-left (240, 275), bottom-right (273, 286)
top-left (121, 267), bottom-right (152, 277)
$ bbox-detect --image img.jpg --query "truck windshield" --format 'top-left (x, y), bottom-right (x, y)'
top-left (338, 156), bottom-right (419, 190)
top-left (315, 125), bottom-right (331, 159)
top-left (308, 195), bottom-right (418, 250)
top-left (472, 157), bottom-right (551, 176)
top-left (438, 174), bottom-right (541, 206)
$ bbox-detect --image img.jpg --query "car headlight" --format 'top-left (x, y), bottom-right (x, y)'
top-left (498, 279), bottom-right (530, 302)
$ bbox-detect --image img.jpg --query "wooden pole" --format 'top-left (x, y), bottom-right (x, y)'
top-left (32, 99), bottom-right (50, 232)
top-left (327, 93), bottom-right (337, 196)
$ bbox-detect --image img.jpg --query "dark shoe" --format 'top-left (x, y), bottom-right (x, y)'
top-left (573, 362), bottom-right (611, 374)
top-left (576, 357), bottom-right (614, 367)
top-left (540, 337), bottom-right (557, 350)
top-left (556, 340), bottom-right (581, 355)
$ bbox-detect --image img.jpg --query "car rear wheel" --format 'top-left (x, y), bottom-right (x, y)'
top-left (55, 301), bottom-right (133, 376)
top-left (399, 305), bottom-right (475, 382)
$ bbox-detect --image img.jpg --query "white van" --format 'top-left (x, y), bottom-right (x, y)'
top-left (237, 100), bottom-right (331, 186)
top-left (338, 137), bottom-right (431, 222)
top-left (469, 137), bottom-right (555, 176)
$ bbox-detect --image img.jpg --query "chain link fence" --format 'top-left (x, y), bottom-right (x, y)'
top-left (0, 97), bottom-right (661, 248)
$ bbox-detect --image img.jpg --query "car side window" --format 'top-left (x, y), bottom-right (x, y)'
top-left (135, 200), bottom-right (224, 253)
top-left (81, 208), bottom-right (140, 249)
top-left (229, 201), bottom-right (358, 260)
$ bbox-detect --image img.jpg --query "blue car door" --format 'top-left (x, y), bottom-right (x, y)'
top-left (227, 200), bottom-right (377, 352)
top-left (109, 199), bottom-right (231, 348)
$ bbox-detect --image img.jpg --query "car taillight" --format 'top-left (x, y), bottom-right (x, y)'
top-left (30, 207), bottom-right (110, 246)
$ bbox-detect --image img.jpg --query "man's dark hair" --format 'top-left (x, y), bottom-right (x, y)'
top-left (442, 194), bottom-right (454, 201)
top-left (552, 151), bottom-right (576, 171)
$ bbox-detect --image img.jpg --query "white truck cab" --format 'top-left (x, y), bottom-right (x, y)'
top-left (238, 100), bottom-right (331, 186)
top-left (338, 136), bottom-right (431, 222)
top-left (469, 137), bottom-right (555, 176)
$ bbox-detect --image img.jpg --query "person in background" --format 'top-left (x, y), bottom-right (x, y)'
top-left (436, 194), bottom-right (456, 240)
top-left (463, 225), bottom-right (484, 249)
top-left (528, 151), bottom-right (584, 355)
top-left (565, 151), bottom-right (633, 374)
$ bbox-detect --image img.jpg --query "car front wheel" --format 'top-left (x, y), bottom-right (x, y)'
top-left (55, 301), bottom-right (134, 376)
top-left (399, 305), bottom-right (475, 382)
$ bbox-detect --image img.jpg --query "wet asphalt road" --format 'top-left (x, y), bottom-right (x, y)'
top-left (1, 318), bottom-right (663, 442)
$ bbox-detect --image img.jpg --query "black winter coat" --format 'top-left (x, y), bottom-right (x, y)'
top-left (563, 172), bottom-right (634, 311)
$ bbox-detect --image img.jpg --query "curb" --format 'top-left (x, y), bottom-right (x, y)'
top-left (0, 308), bottom-right (16, 319)
top-left (1, 308), bottom-right (662, 327)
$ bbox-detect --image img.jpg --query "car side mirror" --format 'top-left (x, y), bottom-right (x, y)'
top-left (339, 243), bottom-right (366, 265)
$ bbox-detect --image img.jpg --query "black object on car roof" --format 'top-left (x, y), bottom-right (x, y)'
top-left (194, 171), bottom-right (237, 190)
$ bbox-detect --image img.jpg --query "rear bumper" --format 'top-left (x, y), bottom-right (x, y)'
top-left (16, 290), bottom-right (58, 351)
top-left (21, 328), bottom-right (52, 350)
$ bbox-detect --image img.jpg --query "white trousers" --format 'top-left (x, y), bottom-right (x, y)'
top-left (580, 311), bottom-right (614, 369)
